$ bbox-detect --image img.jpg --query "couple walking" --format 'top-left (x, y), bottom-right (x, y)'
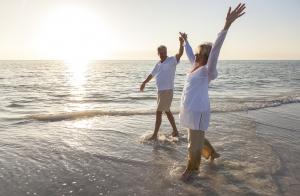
top-left (140, 4), bottom-right (246, 180)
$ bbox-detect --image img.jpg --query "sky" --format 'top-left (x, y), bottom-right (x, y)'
top-left (0, 0), bottom-right (299, 60)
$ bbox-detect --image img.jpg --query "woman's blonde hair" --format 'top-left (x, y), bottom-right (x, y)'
top-left (197, 42), bottom-right (212, 63)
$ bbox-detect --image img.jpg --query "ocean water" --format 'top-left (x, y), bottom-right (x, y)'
top-left (0, 60), bottom-right (299, 196)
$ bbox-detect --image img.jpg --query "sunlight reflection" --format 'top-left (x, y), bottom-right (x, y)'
top-left (64, 60), bottom-right (89, 113)
top-left (65, 60), bottom-right (88, 87)
top-left (70, 118), bottom-right (93, 129)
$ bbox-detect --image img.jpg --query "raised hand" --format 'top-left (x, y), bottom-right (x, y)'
top-left (224, 3), bottom-right (246, 30)
top-left (179, 36), bottom-right (184, 45)
top-left (179, 32), bottom-right (188, 42)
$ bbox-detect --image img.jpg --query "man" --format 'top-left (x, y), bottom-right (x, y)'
top-left (140, 36), bottom-right (184, 140)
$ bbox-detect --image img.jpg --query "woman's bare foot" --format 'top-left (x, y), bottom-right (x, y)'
top-left (171, 130), bottom-right (179, 137)
top-left (180, 168), bottom-right (193, 182)
top-left (210, 152), bottom-right (220, 162)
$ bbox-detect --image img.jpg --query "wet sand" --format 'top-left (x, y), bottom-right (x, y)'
top-left (0, 103), bottom-right (299, 196)
top-left (238, 103), bottom-right (300, 196)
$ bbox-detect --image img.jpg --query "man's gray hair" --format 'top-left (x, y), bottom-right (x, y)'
top-left (157, 45), bottom-right (167, 51)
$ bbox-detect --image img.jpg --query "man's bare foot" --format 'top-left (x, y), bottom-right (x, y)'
top-left (171, 131), bottom-right (179, 137)
top-left (180, 168), bottom-right (193, 182)
top-left (148, 134), bottom-right (158, 141)
top-left (210, 152), bottom-right (220, 162)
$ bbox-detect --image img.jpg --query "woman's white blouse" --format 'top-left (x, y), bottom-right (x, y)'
top-left (179, 30), bottom-right (227, 131)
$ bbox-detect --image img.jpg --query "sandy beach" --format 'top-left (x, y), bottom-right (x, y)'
top-left (238, 103), bottom-right (300, 196)
top-left (1, 102), bottom-right (299, 195)
top-left (163, 103), bottom-right (300, 196)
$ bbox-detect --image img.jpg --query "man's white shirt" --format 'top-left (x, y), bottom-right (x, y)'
top-left (151, 56), bottom-right (179, 91)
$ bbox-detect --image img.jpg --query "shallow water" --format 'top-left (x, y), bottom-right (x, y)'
top-left (0, 60), bottom-right (300, 195)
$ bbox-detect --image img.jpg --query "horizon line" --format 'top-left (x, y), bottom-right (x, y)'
top-left (0, 59), bottom-right (300, 61)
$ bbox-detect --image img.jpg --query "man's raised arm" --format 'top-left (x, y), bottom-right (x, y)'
top-left (175, 36), bottom-right (184, 62)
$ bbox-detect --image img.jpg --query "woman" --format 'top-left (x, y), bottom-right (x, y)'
top-left (179, 3), bottom-right (246, 180)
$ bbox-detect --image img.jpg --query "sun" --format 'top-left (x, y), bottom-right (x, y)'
top-left (40, 4), bottom-right (112, 63)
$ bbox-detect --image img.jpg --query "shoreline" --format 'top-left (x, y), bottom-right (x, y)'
top-left (235, 103), bottom-right (300, 195)
top-left (238, 103), bottom-right (299, 133)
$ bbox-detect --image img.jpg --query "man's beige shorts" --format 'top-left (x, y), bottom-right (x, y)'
top-left (157, 89), bottom-right (173, 112)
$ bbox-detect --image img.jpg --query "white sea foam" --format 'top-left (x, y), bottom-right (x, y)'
top-left (21, 94), bottom-right (300, 122)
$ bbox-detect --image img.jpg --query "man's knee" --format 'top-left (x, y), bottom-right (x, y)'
top-left (165, 110), bottom-right (172, 115)
top-left (156, 111), bottom-right (163, 115)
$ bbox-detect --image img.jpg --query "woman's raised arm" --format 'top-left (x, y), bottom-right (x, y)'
top-left (180, 32), bottom-right (195, 65)
top-left (207, 30), bottom-right (227, 81)
top-left (207, 3), bottom-right (246, 81)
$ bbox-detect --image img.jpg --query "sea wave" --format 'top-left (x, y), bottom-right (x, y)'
top-left (212, 95), bottom-right (300, 112)
top-left (27, 110), bottom-right (155, 121)
top-left (23, 95), bottom-right (300, 122)
top-left (7, 103), bottom-right (25, 108)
